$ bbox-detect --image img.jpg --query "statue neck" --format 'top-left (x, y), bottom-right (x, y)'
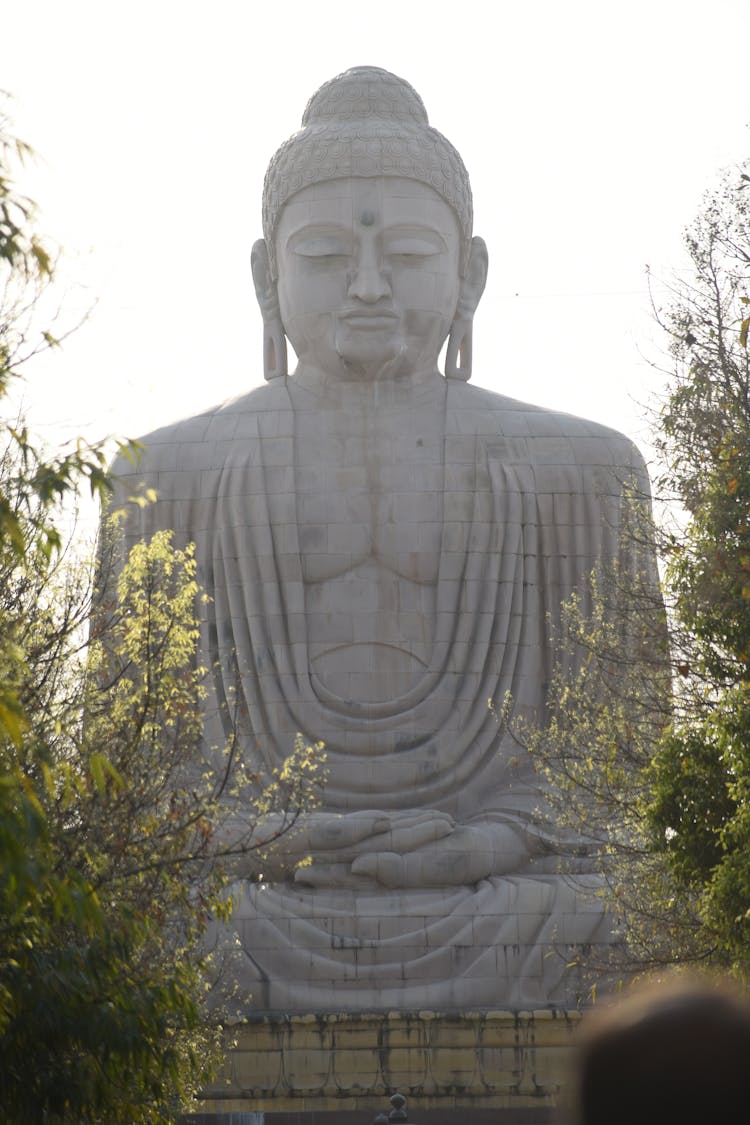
top-left (292, 362), bottom-right (445, 403)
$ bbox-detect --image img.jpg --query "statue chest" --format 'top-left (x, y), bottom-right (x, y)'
top-left (293, 402), bottom-right (445, 584)
top-left (290, 398), bottom-right (448, 699)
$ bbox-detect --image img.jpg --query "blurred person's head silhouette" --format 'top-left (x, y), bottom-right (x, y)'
top-left (575, 978), bottom-right (750, 1125)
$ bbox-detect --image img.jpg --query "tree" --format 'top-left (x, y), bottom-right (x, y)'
top-left (524, 157), bottom-right (750, 983)
top-left (516, 498), bottom-right (688, 981)
top-left (0, 103), bottom-right (322, 1122)
top-left (647, 159), bottom-right (750, 975)
top-left (1, 527), bottom-right (220, 1122)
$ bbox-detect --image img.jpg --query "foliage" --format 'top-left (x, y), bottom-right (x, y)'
top-left (518, 518), bottom-right (699, 978)
top-left (0, 103), bottom-right (322, 1122)
top-left (1, 530), bottom-right (216, 1122)
top-left (1, 520), bottom-right (321, 1122)
top-left (526, 158), bottom-right (750, 982)
top-left (647, 159), bottom-right (750, 974)
top-left (0, 93), bottom-right (115, 692)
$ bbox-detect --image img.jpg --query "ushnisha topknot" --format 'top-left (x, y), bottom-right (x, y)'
top-left (262, 66), bottom-right (473, 275)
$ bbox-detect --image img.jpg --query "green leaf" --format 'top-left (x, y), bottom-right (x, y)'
top-left (89, 752), bottom-right (107, 793)
top-left (40, 762), bottom-right (56, 800)
top-left (0, 691), bottom-right (27, 747)
top-left (0, 495), bottom-right (26, 557)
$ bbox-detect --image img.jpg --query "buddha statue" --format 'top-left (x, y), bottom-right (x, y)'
top-left (111, 66), bottom-right (654, 1010)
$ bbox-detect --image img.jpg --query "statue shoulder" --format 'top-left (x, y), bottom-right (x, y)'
top-left (109, 381), bottom-right (291, 482)
top-left (450, 381), bottom-right (648, 477)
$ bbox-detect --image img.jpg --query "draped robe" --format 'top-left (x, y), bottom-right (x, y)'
top-left (111, 375), bottom-right (654, 1011)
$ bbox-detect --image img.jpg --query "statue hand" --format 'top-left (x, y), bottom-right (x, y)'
top-left (349, 821), bottom-right (531, 889)
top-left (291, 810), bottom-right (455, 888)
top-left (214, 811), bottom-right (388, 882)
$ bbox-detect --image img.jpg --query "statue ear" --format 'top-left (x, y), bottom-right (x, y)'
top-left (460, 236), bottom-right (489, 313)
top-left (251, 239), bottom-right (288, 380)
top-left (445, 237), bottom-right (488, 381)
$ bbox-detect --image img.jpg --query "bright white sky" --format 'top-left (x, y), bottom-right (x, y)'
top-left (2, 0), bottom-right (750, 472)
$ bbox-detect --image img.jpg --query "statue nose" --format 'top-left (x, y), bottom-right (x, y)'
top-left (347, 253), bottom-right (392, 303)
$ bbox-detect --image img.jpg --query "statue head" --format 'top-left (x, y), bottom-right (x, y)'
top-left (252, 66), bottom-right (488, 382)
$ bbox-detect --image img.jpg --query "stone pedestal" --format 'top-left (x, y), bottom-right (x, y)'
top-left (196, 1010), bottom-right (579, 1115)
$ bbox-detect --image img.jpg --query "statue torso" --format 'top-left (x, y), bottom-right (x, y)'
top-left (290, 374), bottom-right (447, 702)
top-left (113, 376), bottom-right (648, 735)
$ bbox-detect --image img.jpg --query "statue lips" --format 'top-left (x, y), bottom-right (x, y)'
top-left (339, 309), bottom-right (399, 330)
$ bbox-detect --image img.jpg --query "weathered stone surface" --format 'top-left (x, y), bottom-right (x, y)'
top-left (111, 66), bottom-right (655, 1014)
top-left (197, 1010), bottom-right (579, 1112)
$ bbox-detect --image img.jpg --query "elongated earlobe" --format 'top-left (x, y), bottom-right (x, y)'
top-left (252, 239), bottom-right (288, 380)
top-left (444, 236), bottom-right (488, 382)
top-left (445, 319), bottom-right (473, 381)
top-left (262, 320), bottom-right (288, 380)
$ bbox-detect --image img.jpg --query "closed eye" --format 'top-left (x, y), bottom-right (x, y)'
top-left (294, 237), bottom-right (352, 258)
top-left (383, 238), bottom-right (441, 257)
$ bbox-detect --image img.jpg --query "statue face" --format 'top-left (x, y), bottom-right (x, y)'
top-left (274, 177), bottom-right (462, 379)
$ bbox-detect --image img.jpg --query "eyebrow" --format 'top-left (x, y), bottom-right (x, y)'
top-left (381, 225), bottom-right (448, 250)
top-left (283, 222), bottom-right (449, 250)
top-left (284, 223), bottom-right (353, 249)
